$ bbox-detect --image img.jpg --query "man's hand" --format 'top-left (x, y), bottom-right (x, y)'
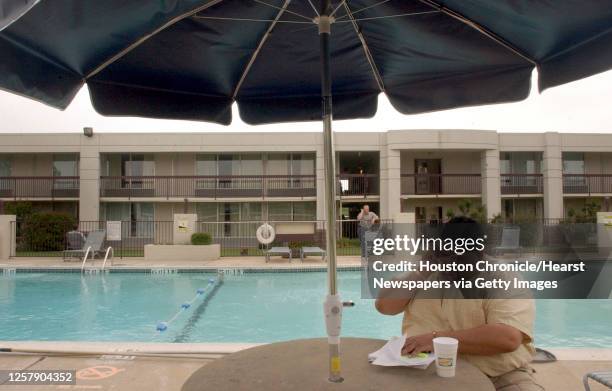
top-left (401, 332), bottom-right (434, 356)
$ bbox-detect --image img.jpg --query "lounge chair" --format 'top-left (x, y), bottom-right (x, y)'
top-left (584, 371), bottom-right (612, 390)
top-left (493, 226), bottom-right (521, 255)
top-left (300, 246), bottom-right (326, 262)
top-left (265, 246), bottom-right (291, 263)
top-left (63, 230), bottom-right (106, 261)
top-left (66, 230), bottom-right (85, 250)
top-left (364, 229), bottom-right (383, 261)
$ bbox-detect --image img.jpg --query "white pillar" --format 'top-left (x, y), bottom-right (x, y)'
top-left (543, 132), bottom-right (564, 220)
top-left (0, 215), bottom-right (16, 260)
top-left (79, 135), bottom-right (100, 222)
top-left (381, 148), bottom-right (401, 220)
top-left (481, 149), bottom-right (501, 219)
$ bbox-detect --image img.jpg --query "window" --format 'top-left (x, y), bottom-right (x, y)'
top-left (292, 202), bottom-right (316, 221)
top-left (268, 202), bottom-right (315, 221)
top-left (563, 152), bottom-right (585, 174)
top-left (0, 156), bottom-right (11, 177)
top-left (53, 154), bottom-right (78, 189)
top-left (500, 152), bottom-right (541, 174)
top-left (120, 154), bottom-right (154, 190)
top-left (196, 154), bottom-right (264, 190)
top-left (268, 202), bottom-right (292, 221)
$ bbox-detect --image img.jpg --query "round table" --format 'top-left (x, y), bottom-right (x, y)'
top-left (182, 338), bottom-right (495, 390)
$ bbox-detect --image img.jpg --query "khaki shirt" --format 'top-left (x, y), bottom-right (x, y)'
top-left (401, 280), bottom-right (535, 377)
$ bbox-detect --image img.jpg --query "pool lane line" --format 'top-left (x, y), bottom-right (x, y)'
top-left (172, 279), bottom-right (225, 343)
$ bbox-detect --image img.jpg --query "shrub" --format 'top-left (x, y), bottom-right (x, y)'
top-left (191, 232), bottom-right (212, 245)
top-left (21, 212), bottom-right (76, 252)
top-left (4, 201), bottom-right (34, 220)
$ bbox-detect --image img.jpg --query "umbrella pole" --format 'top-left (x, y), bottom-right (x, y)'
top-left (318, 0), bottom-right (343, 383)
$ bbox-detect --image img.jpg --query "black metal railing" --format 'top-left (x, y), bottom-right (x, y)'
top-left (563, 174), bottom-right (612, 194)
top-left (99, 175), bottom-right (317, 198)
top-left (0, 176), bottom-right (79, 199)
top-left (401, 174), bottom-right (481, 195)
top-left (500, 174), bottom-right (543, 194)
top-left (337, 174), bottom-right (379, 197)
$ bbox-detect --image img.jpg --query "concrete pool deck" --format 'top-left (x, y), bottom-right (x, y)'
top-left (0, 255), bottom-right (362, 271)
top-left (0, 342), bottom-right (611, 390)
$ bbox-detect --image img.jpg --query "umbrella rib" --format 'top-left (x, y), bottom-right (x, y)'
top-left (192, 15), bottom-right (310, 23)
top-left (306, 0), bottom-right (320, 17)
top-left (232, 0), bottom-right (296, 100)
top-left (343, 2), bottom-right (386, 93)
top-left (85, 0), bottom-right (226, 79)
top-left (416, 0), bottom-right (537, 66)
top-left (334, 0), bottom-right (393, 22)
top-left (335, 10), bottom-right (440, 23)
top-left (251, 0), bottom-right (313, 22)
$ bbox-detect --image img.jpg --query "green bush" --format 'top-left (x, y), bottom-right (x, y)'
top-left (191, 232), bottom-right (212, 245)
top-left (22, 212), bottom-right (76, 251)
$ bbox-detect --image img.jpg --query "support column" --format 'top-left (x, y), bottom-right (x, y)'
top-left (380, 148), bottom-right (401, 220)
top-left (543, 132), bottom-right (564, 220)
top-left (481, 149), bottom-right (501, 219)
top-left (79, 135), bottom-right (101, 222)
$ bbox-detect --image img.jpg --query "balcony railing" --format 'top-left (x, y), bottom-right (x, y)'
top-left (99, 175), bottom-right (317, 198)
top-left (0, 176), bottom-right (80, 199)
top-left (337, 174), bottom-right (379, 197)
top-left (400, 174), bottom-right (481, 195)
top-left (500, 174), bottom-right (543, 194)
top-left (563, 174), bottom-right (612, 194)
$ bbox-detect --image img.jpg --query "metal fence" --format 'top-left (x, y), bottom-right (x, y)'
top-left (10, 219), bottom-right (392, 258)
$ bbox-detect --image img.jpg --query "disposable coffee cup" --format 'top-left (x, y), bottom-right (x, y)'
top-left (433, 337), bottom-right (458, 378)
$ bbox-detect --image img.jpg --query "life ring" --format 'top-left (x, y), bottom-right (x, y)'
top-left (256, 223), bottom-right (275, 245)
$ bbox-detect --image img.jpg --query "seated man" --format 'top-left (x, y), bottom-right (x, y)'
top-left (375, 217), bottom-right (543, 391)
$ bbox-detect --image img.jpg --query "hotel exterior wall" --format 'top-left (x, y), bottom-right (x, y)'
top-left (1, 130), bottom-right (612, 222)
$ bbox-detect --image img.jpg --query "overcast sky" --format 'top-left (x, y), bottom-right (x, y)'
top-left (0, 69), bottom-right (610, 134)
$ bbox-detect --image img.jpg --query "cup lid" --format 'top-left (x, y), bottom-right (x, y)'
top-left (433, 337), bottom-right (458, 345)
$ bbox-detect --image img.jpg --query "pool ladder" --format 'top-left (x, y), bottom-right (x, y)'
top-left (80, 247), bottom-right (113, 274)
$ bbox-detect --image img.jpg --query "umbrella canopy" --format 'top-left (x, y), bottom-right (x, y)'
top-left (1, 0), bottom-right (612, 125)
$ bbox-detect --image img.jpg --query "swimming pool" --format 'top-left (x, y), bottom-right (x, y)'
top-left (0, 271), bottom-right (610, 347)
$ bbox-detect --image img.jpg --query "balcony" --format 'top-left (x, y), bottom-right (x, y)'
top-left (99, 175), bottom-right (317, 199)
top-left (337, 174), bottom-right (379, 197)
top-left (563, 174), bottom-right (612, 194)
top-left (0, 177), bottom-right (80, 199)
top-left (401, 174), bottom-right (481, 195)
top-left (500, 174), bottom-right (543, 194)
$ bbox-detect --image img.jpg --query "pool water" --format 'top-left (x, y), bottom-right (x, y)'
top-left (0, 271), bottom-right (611, 347)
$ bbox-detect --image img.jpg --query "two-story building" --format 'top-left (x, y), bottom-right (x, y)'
top-left (1, 130), bottom-right (612, 229)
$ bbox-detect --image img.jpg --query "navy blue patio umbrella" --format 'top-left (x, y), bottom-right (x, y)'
top-left (2, 0), bottom-right (612, 382)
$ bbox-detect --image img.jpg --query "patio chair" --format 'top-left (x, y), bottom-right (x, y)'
top-left (493, 226), bottom-right (521, 256)
top-left (265, 246), bottom-right (291, 263)
top-left (364, 229), bottom-right (383, 261)
top-left (583, 371), bottom-right (612, 390)
top-left (300, 246), bottom-right (326, 262)
top-left (66, 230), bottom-right (85, 250)
top-left (63, 230), bottom-right (106, 261)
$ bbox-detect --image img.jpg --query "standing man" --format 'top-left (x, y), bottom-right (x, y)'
top-left (357, 204), bottom-right (378, 260)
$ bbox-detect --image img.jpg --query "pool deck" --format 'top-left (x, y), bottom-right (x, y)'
top-left (0, 342), bottom-right (611, 390)
top-left (0, 255), bottom-right (362, 271)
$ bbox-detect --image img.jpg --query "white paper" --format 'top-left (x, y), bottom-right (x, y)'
top-left (368, 336), bottom-right (435, 369)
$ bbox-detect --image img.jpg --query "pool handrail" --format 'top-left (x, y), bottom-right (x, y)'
top-left (101, 247), bottom-right (113, 271)
top-left (80, 246), bottom-right (93, 273)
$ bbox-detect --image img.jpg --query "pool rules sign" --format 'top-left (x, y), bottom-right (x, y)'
top-left (106, 221), bottom-right (122, 241)
top-left (173, 214), bottom-right (196, 244)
